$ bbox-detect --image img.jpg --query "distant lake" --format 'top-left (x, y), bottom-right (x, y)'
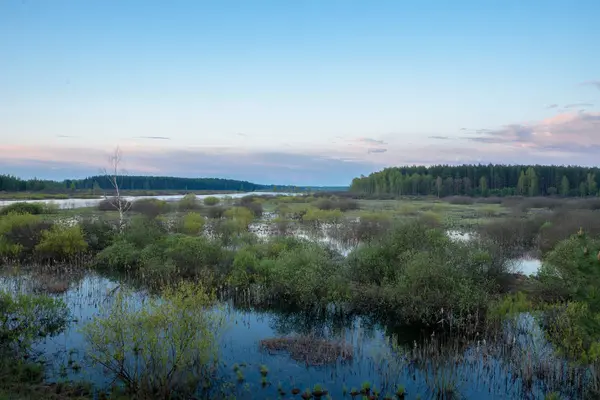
top-left (0, 192), bottom-right (292, 209)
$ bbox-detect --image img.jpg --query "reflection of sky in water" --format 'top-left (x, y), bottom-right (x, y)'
top-left (0, 272), bottom-right (569, 399)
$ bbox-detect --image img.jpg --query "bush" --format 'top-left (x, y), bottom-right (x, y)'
top-left (0, 213), bottom-right (52, 259)
top-left (229, 247), bottom-right (261, 287)
top-left (35, 225), bottom-right (88, 261)
top-left (206, 205), bottom-right (226, 219)
top-left (0, 291), bottom-right (69, 352)
top-left (178, 194), bottom-right (201, 211)
top-left (98, 197), bottom-right (131, 212)
top-left (243, 201), bottom-right (263, 217)
top-left (130, 198), bottom-right (167, 218)
top-left (313, 197), bottom-right (359, 212)
top-left (0, 202), bottom-right (45, 215)
top-left (95, 240), bottom-right (141, 270)
top-left (538, 233), bottom-right (600, 361)
top-left (539, 210), bottom-right (600, 253)
top-left (80, 218), bottom-right (116, 252)
top-left (82, 282), bottom-right (225, 398)
top-left (122, 216), bottom-right (166, 248)
top-left (179, 212), bottom-right (205, 235)
top-left (138, 234), bottom-right (229, 283)
top-left (264, 242), bottom-right (347, 305)
top-left (224, 206), bottom-right (254, 230)
top-left (203, 196), bottom-right (220, 206)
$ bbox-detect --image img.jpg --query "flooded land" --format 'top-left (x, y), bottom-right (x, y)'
top-left (1, 192), bottom-right (599, 399)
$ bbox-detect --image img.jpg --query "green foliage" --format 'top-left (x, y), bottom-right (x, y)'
top-left (178, 194), bottom-right (201, 211)
top-left (539, 232), bottom-right (600, 362)
top-left (0, 213), bottom-right (51, 259)
top-left (203, 196), bottom-right (220, 206)
top-left (229, 247), bottom-right (261, 287)
top-left (347, 222), bottom-right (495, 326)
top-left (0, 291), bottom-right (69, 352)
top-left (130, 198), bottom-right (167, 218)
top-left (80, 218), bottom-right (116, 252)
top-left (0, 202), bottom-right (45, 216)
top-left (95, 240), bottom-right (140, 270)
top-left (263, 242), bottom-right (347, 305)
top-left (179, 212), bottom-right (205, 235)
top-left (122, 216), bottom-right (166, 248)
top-left (350, 164), bottom-right (600, 197)
top-left (487, 292), bottom-right (534, 324)
top-left (224, 206), bottom-right (254, 229)
top-left (82, 282), bottom-right (225, 398)
top-left (302, 208), bottom-right (343, 223)
top-left (34, 225), bottom-right (88, 260)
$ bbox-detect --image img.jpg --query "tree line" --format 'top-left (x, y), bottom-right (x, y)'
top-left (350, 164), bottom-right (600, 197)
top-left (0, 174), bottom-right (268, 193)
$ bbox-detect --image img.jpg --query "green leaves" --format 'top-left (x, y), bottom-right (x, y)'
top-left (82, 282), bottom-right (225, 398)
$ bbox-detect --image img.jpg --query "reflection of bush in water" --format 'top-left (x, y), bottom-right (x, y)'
top-left (260, 336), bottom-right (353, 366)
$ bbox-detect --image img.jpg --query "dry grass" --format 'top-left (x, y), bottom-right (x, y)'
top-left (260, 336), bottom-right (353, 366)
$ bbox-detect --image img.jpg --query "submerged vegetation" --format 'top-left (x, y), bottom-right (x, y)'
top-left (2, 191), bottom-right (600, 398)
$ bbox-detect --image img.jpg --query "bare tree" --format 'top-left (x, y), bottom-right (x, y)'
top-left (102, 146), bottom-right (131, 231)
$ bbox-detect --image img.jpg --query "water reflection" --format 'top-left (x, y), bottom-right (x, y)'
top-left (0, 270), bottom-right (580, 399)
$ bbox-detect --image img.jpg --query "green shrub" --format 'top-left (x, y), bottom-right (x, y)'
top-left (178, 194), bottom-right (201, 211)
top-left (203, 196), bottom-right (220, 206)
top-left (0, 213), bottom-right (52, 259)
top-left (206, 205), bottom-right (226, 219)
top-left (35, 225), bottom-right (88, 260)
top-left (122, 216), bottom-right (166, 248)
top-left (302, 208), bottom-right (343, 223)
top-left (162, 234), bottom-right (228, 280)
top-left (80, 218), bottom-right (116, 252)
top-left (0, 202), bottom-right (44, 216)
top-left (95, 240), bottom-right (141, 270)
top-left (0, 291), bottom-right (69, 352)
top-left (265, 242), bottom-right (348, 305)
top-left (82, 281), bottom-right (225, 398)
top-left (130, 198), bottom-right (168, 218)
top-left (179, 212), bottom-right (205, 235)
top-left (224, 207), bottom-right (254, 230)
top-left (229, 247), bottom-right (261, 287)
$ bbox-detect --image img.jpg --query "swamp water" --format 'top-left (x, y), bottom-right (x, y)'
top-left (0, 271), bottom-right (571, 399)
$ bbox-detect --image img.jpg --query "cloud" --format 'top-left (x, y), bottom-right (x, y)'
top-left (564, 103), bottom-right (594, 108)
top-left (367, 148), bottom-right (388, 154)
top-left (465, 111), bottom-right (600, 158)
top-left (134, 136), bottom-right (171, 140)
top-left (581, 81), bottom-right (600, 90)
top-left (236, 133), bottom-right (248, 137)
top-left (356, 137), bottom-right (387, 145)
top-left (546, 104), bottom-right (559, 109)
top-left (428, 135), bottom-right (450, 140)
top-left (0, 145), bottom-right (377, 186)
top-left (56, 135), bottom-right (78, 138)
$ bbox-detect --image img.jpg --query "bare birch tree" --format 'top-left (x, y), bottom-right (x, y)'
top-left (102, 146), bottom-right (131, 231)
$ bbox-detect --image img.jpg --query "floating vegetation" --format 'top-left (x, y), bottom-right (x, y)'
top-left (260, 336), bottom-right (353, 366)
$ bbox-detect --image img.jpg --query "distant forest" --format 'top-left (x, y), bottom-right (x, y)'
top-left (0, 175), bottom-right (268, 193)
top-left (350, 165), bottom-right (600, 197)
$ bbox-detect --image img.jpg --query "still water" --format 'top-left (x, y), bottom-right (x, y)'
top-left (0, 272), bottom-right (566, 399)
top-left (0, 192), bottom-right (292, 210)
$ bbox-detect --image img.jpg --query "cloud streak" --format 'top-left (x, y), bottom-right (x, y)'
top-left (581, 81), bottom-right (600, 90)
top-left (564, 103), bottom-right (594, 108)
top-left (134, 136), bottom-right (171, 140)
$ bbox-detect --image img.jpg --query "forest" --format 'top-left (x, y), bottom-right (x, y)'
top-left (0, 174), bottom-right (268, 193)
top-left (350, 164), bottom-right (600, 197)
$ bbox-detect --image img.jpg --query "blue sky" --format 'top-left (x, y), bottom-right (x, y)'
top-left (1, 0), bottom-right (599, 185)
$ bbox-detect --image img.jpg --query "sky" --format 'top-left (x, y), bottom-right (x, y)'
top-left (1, 0), bottom-right (599, 186)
